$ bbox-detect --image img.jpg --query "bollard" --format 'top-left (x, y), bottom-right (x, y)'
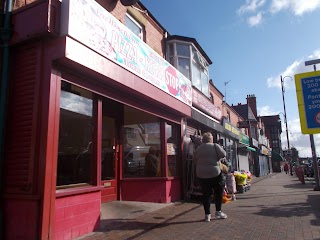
top-left (300, 167), bottom-right (305, 184)
top-left (297, 167), bottom-right (305, 184)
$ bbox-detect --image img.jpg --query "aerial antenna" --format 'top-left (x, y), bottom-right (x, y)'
top-left (224, 80), bottom-right (231, 103)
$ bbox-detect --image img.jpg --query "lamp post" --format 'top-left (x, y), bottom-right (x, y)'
top-left (281, 75), bottom-right (293, 175)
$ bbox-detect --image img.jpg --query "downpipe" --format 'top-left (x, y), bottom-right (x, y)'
top-left (0, 0), bottom-right (13, 238)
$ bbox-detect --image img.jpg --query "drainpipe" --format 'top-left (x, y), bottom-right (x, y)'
top-left (0, 0), bottom-right (13, 238)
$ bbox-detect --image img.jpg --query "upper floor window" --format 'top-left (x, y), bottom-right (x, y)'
top-left (166, 41), bottom-right (209, 97)
top-left (226, 110), bottom-right (231, 122)
top-left (125, 14), bottom-right (143, 39)
top-left (210, 93), bottom-right (214, 104)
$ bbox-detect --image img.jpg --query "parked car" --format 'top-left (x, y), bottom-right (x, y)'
top-left (124, 146), bottom-right (150, 174)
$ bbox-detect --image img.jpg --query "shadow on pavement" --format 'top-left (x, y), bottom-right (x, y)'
top-left (251, 192), bottom-right (320, 227)
top-left (95, 202), bottom-right (202, 235)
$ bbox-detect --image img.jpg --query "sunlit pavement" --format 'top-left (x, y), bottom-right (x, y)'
top-left (78, 173), bottom-right (320, 240)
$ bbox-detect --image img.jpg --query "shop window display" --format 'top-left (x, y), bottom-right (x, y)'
top-left (123, 106), bottom-right (161, 178)
top-left (166, 123), bottom-right (180, 176)
top-left (57, 83), bottom-right (93, 188)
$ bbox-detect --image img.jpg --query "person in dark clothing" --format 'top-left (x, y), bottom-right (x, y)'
top-left (194, 132), bottom-right (227, 222)
top-left (144, 147), bottom-right (159, 177)
top-left (284, 163), bottom-right (289, 174)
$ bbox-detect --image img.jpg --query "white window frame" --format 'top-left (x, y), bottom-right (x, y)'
top-left (125, 13), bottom-right (144, 40)
top-left (166, 40), bottom-right (210, 97)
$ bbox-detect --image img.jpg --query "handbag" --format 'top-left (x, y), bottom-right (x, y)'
top-left (219, 161), bottom-right (229, 174)
top-left (214, 144), bottom-right (229, 174)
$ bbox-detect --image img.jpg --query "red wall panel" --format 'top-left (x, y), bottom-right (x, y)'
top-left (54, 191), bottom-right (101, 240)
top-left (4, 199), bottom-right (39, 239)
top-left (121, 179), bottom-right (181, 203)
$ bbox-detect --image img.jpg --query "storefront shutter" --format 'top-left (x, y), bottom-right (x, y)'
top-left (5, 42), bottom-right (41, 194)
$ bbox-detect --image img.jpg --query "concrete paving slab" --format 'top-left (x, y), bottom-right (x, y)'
top-left (77, 173), bottom-right (320, 240)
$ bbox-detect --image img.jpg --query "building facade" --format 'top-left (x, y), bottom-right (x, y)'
top-left (3, 0), bottom-right (194, 239)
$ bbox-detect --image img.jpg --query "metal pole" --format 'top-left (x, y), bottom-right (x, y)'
top-left (310, 134), bottom-right (320, 190)
top-left (310, 64), bottom-right (320, 190)
top-left (281, 75), bottom-right (293, 175)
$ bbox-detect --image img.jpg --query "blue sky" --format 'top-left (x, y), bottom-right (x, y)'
top-left (141, 0), bottom-right (320, 157)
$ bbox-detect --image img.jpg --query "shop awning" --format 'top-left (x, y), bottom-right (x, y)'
top-left (191, 108), bottom-right (224, 133)
top-left (271, 151), bottom-right (284, 161)
top-left (246, 146), bottom-right (256, 152)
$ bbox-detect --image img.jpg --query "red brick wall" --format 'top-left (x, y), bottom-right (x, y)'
top-left (54, 191), bottom-right (101, 240)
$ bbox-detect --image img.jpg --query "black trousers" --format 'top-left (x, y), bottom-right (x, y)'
top-left (199, 174), bottom-right (224, 215)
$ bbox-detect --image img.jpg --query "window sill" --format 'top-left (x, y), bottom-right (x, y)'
top-left (56, 185), bottom-right (103, 198)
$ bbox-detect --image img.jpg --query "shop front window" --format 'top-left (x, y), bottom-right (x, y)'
top-left (226, 139), bottom-right (237, 171)
top-left (57, 83), bottom-right (93, 188)
top-left (123, 106), bottom-right (161, 178)
top-left (166, 123), bottom-right (180, 176)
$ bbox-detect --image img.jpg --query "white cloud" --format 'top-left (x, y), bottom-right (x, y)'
top-left (238, 0), bottom-right (266, 14)
top-left (256, 106), bottom-right (315, 157)
top-left (281, 117), bottom-right (312, 157)
top-left (267, 49), bottom-right (320, 89)
top-left (270, 0), bottom-right (320, 16)
top-left (247, 12), bottom-right (263, 27)
top-left (238, 0), bottom-right (320, 26)
top-left (265, 49), bottom-right (320, 158)
top-left (258, 105), bottom-right (278, 116)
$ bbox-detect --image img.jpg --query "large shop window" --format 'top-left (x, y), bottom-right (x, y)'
top-left (166, 123), bottom-right (180, 176)
top-left (123, 106), bottom-right (161, 178)
top-left (57, 83), bottom-right (93, 188)
top-left (226, 139), bottom-right (237, 171)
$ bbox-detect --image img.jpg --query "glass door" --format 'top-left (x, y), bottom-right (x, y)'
top-left (101, 99), bottom-right (122, 203)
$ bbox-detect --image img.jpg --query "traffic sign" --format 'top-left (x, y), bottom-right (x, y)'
top-left (295, 70), bottom-right (320, 134)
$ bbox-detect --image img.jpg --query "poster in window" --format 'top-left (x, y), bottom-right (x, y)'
top-left (167, 143), bottom-right (177, 155)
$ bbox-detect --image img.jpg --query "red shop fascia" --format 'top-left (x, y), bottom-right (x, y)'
top-left (3, 0), bottom-right (192, 239)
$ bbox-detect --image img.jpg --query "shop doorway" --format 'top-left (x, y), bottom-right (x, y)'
top-left (101, 99), bottom-right (123, 203)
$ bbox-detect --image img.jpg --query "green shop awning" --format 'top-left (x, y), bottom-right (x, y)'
top-left (246, 146), bottom-right (256, 152)
top-left (272, 151), bottom-right (284, 161)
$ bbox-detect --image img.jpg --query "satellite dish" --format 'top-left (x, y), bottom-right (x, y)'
top-left (120, 0), bottom-right (139, 6)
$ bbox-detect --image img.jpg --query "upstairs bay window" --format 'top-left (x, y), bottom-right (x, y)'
top-left (166, 40), bottom-right (210, 97)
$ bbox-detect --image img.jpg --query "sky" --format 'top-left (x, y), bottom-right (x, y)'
top-left (141, 0), bottom-right (320, 157)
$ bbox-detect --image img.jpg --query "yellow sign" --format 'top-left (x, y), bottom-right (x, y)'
top-left (295, 70), bottom-right (320, 134)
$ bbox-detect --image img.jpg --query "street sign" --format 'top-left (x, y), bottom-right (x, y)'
top-left (237, 120), bottom-right (249, 128)
top-left (295, 70), bottom-right (320, 134)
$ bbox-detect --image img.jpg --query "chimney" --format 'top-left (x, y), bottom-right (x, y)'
top-left (247, 94), bottom-right (257, 117)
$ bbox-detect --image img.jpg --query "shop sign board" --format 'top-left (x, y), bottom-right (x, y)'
top-left (295, 70), bottom-right (320, 134)
top-left (250, 138), bottom-right (259, 148)
top-left (192, 89), bottom-right (222, 120)
top-left (223, 121), bottom-right (240, 139)
top-left (61, 0), bottom-right (192, 106)
top-left (237, 120), bottom-right (249, 128)
top-left (260, 145), bottom-right (269, 155)
top-left (239, 132), bottom-right (250, 145)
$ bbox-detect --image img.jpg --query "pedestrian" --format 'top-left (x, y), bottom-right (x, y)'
top-left (144, 147), bottom-right (159, 177)
top-left (284, 162), bottom-right (289, 174)
top-left (194, 132), bottom-right (227, 221)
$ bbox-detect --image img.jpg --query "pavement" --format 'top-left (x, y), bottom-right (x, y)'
top-left (78, 172), bottom-right (320, 240)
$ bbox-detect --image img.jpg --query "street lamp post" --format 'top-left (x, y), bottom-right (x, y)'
top-left (281, 75), bottom-right (293, 175)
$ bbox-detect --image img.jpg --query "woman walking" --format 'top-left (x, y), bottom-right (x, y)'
top-left (194, 132), bottom-right (227, 222)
